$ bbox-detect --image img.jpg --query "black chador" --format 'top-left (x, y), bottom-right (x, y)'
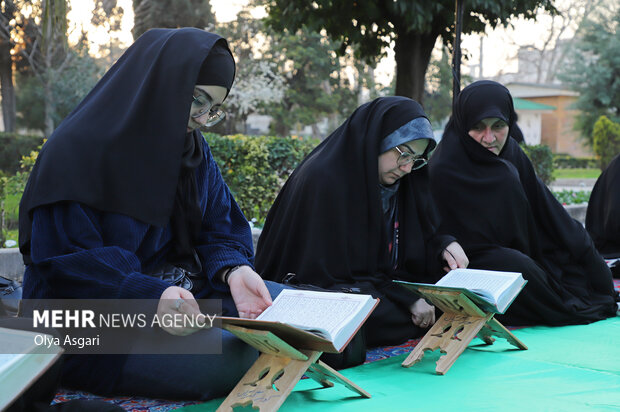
top-left (586, 153), bottom-right (620, 263)
top-left (256, 97), bottom-right (455, 347)
top-left (429, 80), bottom-right (618, 326)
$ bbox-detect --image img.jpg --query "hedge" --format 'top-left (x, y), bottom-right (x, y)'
top-left (521, 143), bottom-right (554, 185)
top-left (0, 133), bottom-right (44, 175)
top-left (592, 115), bottom-right (620, 170)
top-left (203, 133), bottom-right (319, 225)
top-left (553, 154), bottom-right (598, 169)
top-left (552, 190), bottom-right (591, 205)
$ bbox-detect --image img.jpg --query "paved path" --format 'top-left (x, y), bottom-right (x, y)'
top-left (549, 178), bottom-right (597, 192)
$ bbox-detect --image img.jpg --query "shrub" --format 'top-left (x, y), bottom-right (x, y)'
top-left (592, 115), bottom-right (620, 170)
top-left (0, 133), bottom-right (318, 244)
top-left (0, 143), bottom-right (41, 245)
top-left (204, 133), bottom-right (319, 225)
top-left (0, 133), bottom-right (44, 175)
top-left (552, 190), bottom-right (591, 205)
top-left (552, 154), bottom-right (598, 169)
top-left (521, 143), bottom-right (554, 185)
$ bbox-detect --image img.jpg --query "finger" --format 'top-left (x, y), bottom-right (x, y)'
top-left (184, 299), bottom-right (201, 316)
top-left (447, 254), bottom-right (458, 270)
top-left (175, 290), bottom-right (200, 314)
top-left (256, 283), bottom-right (273, 306)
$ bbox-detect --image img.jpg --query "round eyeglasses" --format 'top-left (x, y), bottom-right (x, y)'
top-left (192, 89), bottom-right (226, 128)
top-left (393, 146), bottom-right (428, 170)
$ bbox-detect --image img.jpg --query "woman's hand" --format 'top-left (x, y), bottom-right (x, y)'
top-left (157, 286), bottom-right (203, 336)
top-left (442, 241), bottom-right (469, 272)
top-left (410, 298), bottom-right (435, 328)
top-left (227, 266), bottom-right (273, 319)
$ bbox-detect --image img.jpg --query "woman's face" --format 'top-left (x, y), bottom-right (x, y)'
top-left (467, 117), bottom-right (509, 155)
top-left (378, 138), bottom-right (429, 186)
top-left (187, 85), bottom-right (227, 132)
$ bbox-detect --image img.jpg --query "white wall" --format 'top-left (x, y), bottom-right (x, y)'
top-left (515, 110), bottom-right (542, 145)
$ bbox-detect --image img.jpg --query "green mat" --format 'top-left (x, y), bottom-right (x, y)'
top-left (179, 317), bottom-right (620, 411)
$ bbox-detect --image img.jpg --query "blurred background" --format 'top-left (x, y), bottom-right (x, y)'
top-left (0, 0), bottom-right (618, 243)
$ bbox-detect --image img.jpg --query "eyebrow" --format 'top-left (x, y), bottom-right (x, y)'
top-left (194, 88), bottom-right (223, 108)
top-left (194, 88), bottom-right (211, 100)
top-left (401, 143), bottom-right (420, 156)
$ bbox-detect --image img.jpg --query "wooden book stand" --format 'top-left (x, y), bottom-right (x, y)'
top-left (217, 325), bottom-right (371, 412)
top-left (401, 288), bottom-right (527, 375)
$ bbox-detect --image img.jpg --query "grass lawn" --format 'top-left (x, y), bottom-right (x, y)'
top-left (3, 229), bottom-right (18, 246)
top-left (1, 193), bottom-right (20, 246)
top-left (553, 168), bottom-right (601, 179)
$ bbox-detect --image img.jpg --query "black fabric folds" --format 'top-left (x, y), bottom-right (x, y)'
top-left (429, 80), bottom-right (617, 326)
top-left (255, 97), bottom-right (454, 311)
top-left (19, 28), bottom-right (234, 264)
top-left (586, 153), bottom-right (620, 259)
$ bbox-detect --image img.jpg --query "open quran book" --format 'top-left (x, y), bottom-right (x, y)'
top-left (396, 268), bottom-right (526, 314)
top-left (0, 327), bottom-right (64, 410)
top-left (218, 289), bottom-right (378, 352)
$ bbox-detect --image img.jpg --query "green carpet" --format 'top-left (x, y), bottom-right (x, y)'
top-left (179, 317), bottom-right (620, 411)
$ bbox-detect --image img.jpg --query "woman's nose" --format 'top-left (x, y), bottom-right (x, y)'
top-left (194, 111), bottom-right (209, 125)
top-left (400, 161), bottom-right (414, 174)
top-left (482, 127), bottom-right (495, 143)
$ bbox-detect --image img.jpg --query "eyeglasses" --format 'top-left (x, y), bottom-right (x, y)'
top-left (393, 146), bottom-right (428, 170)
top-left (191, 89), bottom-right (226, 128)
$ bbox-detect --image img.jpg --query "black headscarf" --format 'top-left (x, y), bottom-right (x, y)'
top-left (429, 80), bottom-right (617, 325)
top-left (255, 97), bottom-right (454, 296)
top-left (19, 28), bottom-right (235, 265)
top-left (586, 153), bottom-right (620, 259)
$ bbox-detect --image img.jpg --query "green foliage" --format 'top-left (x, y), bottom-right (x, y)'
top-left (264, 27), bottom-right (351, 137)
top-left (0, 143), bottom-right (40, 245)
top-left (552, 154), bottom-right (598, 169)
top-left (592, 115), bottom-right (620, 170)
top-left (16, 44), bottom-right (103, 134)
top-left (260, 0), bottom-right (555, 99)
top-left (131, 0), bottom-right (215, 40)
top-left (204, 133), bottom-right (319, 224)
top-left (423, 47), bottom-right (454, 126)
top-left (559, 9), bottom-right (620, 144)
top-left (552, 190), bottom-right (591, 205)
top-left (262, 0), bottom-right (553, 64)
top-left (521, 143), bottom-right (554, 185)
top-left (0, 133), bottom-right (44, 174)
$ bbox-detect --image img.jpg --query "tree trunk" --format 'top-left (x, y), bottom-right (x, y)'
top-left (393, 29), bottom-right (439, 103)
top-left (0, 40), bottom-right (16, 132)
top-left (43, 79), bottom-right (54, 136)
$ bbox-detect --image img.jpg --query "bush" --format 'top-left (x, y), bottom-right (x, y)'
top-left (0, 133), bottom-right (44, 175)
top-left (592, 115), bottom-right (620, 170)
top-left (204, 133), bottom-right (319, 225)
top-left (0, 143), bottom-right (41, 245)
top-left (521, 143), bottom-right (554, 185)
top-left (553, 154), bottom-right (598, 169)
top-left (552, 190), bottom-right (591, 205)
top-left (0, 133), bottom-right (318, 244)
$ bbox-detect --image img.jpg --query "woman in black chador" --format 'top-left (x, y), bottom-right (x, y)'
top-left (428, 80), bottom-right (618, 326)
top-left (256, 97), bottom-right (468, 348)
top-left (19, 28), bottom-right (284, 400)
top-left (586, 153), bottom-right (620, 273)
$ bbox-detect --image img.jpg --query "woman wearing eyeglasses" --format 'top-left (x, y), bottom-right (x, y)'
top-left (19, 28), bottom-right (283, 400)
top-left (428, 80), bottom-right (617, 326)
top-left (255, 96), bottom-right (468, 352)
